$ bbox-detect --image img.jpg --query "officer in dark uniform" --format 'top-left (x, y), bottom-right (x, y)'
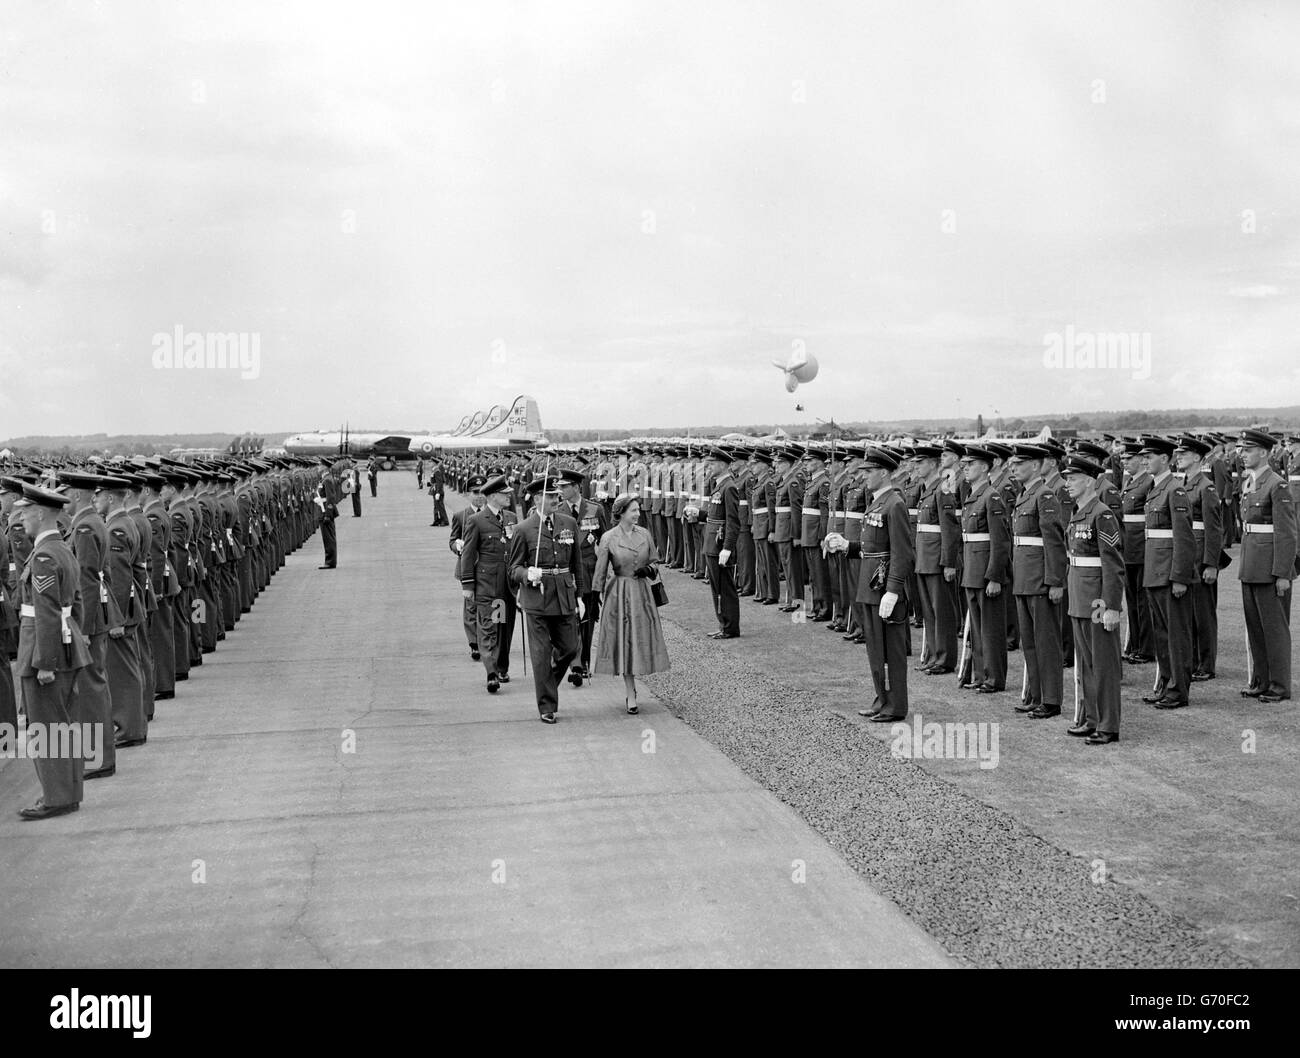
top-left (912, 444), bottom-right (960, 674)
top-left (459, 475), bottom-right (519, 694)
top-left (1174, 436), bottom-right (1225, 681)
top-left (702, 447), bottom-right (742, 639)
top-left (556, 469), bottom-right (608, 682)
top-left (507, 476), bottom-right (587, 723)
top-left (826, 448), bottom-right (914, 722)
top-left (1237, 428), bottom-right (1297, 702)
top-left (449, 475), bottom-right (487, 661)
top-left (429, 462), bottom-right (449, 527)
top-left (1139, 436), bottom-right (1196, 709)
top-left (1062, 456), bottom-right (1125, 744)
top-left (1119, 441), bottom-right (1155, 662)
top-left (771, 447), bottom-right (804, 611)
top-left (315, 464), bottom-right (342, 569)
top-left (959, 445), bottom-right (1011, 693)
top-left (95, 474), bottom-right (147, 747)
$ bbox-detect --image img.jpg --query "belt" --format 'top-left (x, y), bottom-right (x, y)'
top-left (1122, 514), bottom-right (1145, 523)
top-left (1069, 555), bottom-right (1101, 567)
top-left (907, 508), bottom-right (920, 517)
top-left (801, 507), bottom-right (820, 516)
top-left (1290, 475), bottom-right (1300, 483)
top-left (831, 510), bottom-right (845, 519)
top-left (774, 506), bottom-right (792, 513)
top-left (1191, 520), bottom-right (1205, 530)
top-left (20, 604), bottom-right (34, 617)
top-left (1013, 535), bottom-right (1043, 546)
top-left (738, 500), bottom-right (749, 507)
top-left (1145, 528), bottom-right (1173, 538)
top-left (1243, 523), bottom-right (1274, 534)
top-left (916, 524), bottom-right (941, 534)
top-left (536, 568), bottom-right (572, 576)
top-left (962, 532), bottom-right (991, 542)
top-left (752, 507), bottom-right (769, 515)
top-left (649, 488), bottom-right (661, 495)
top-left (845, 512), bottom-right (864, 520)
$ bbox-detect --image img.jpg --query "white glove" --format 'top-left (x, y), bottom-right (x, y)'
top-left (577, 598), bottom-right (586, 620)
top-left (879, 591), bottom-right (899, 619)
top-left (823, 533), bottom-right (845, 554)
top-left (453, 540), bottom-right (464, 554)
top-left (527, 566), bottom-right (542, 586)
top-left (718, 549), bottom-right (731, 566)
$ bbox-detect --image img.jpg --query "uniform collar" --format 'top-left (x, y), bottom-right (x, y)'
top-left (33, 528), bottom-right (61, 547)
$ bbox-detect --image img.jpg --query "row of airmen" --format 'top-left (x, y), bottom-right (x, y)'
top-left (467, 429), bottom-right (1299, 744)
top-left (0, 455), bottom-right (328, 819)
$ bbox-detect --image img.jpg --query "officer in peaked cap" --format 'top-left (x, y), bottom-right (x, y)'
top-left (702, 447), bottom-right (741, 639)
top-left (556, 468), bottom-right (608, 683)
top-left (459, 475), bottom-right (519, 694)
top-left (770, 446), bottom-right (805, 612)
top-left (449, 475), bottom-right (489, 661)
top-left (507, 475), bottom-right (587, 723)
top-left (12, 483), bottom-right (95, 819)
top-left (1119, 438), bottom-right (1155, 664)
top-left (959, 445), bottom-right (1011, 694)
top-left (1173, 435), bottom-right (1225, 682)
top-left (1237, 428), bottom-right (1297, 702)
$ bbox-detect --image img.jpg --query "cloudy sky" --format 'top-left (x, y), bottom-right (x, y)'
top-left (2, 0), bottom-right (1298, 437)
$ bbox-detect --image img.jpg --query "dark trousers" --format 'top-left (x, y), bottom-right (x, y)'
top-left (844, 553), bottom-right (863, 634)
top-left (964, 586), bottom-right (1008, 689)
top-left (475, 593), bottom-right (517, 677)
top-left (1016, 593), bottom-right (1063, 706)
top-left (0, 655), bottom-right (16, 730)
top-left (777, 541), bottom-right (804, 606)
top-left (765, 539), bottom-right (782, 601)
top-left (575, 592), bottom-right (599, 670)
top-left (351, 490), bottom-right (362, 517)
top-left (805, 545), bottom-right (831, 616)
top-left (1124, 563), bottom-right (1153, 655)
top-left (1059, 584), bottom-right (1074, 664)
top-left (666, 517), bottom-right (682, 566)
top-left (1190, 577), bottom-right (1219, 674)
top-left (917, 572), bottom-right (959, 671)
top-left (692, 523), bottom-right (707, 576)
top-left (705, 554), bottom-right (740, 635)
top-left (1242, 581), bottom-right (1292, 697)
top-left (173, 587), bottom-right (192, 675)
top-left (1073, 615), bottom-right (1122, 734)
top-left (522, 611), bottom-right (579, 715)
top-left (754, 534), bottom-right (773, 601)
top-left (321, 517), bottom-right (337, 567)
top-left (151, 595), bottom-right (175, 695)
top-left (680, 519), bottom-right (695, 570)
top-left (23, 670), bottom-right (84, 808)
top-left (650, 513), bottom-right (667, 557)
top-left (431, 496), bottom-right (448, 525)
top-left (136, 621), bottom-right (155, 720)
top-left (737, 531), bottom-right (755, 595)
top-left (463, 594), bottom-right (478, 651)
top-left (369, 477), bottom-right (377, 497)
top-left (1146, 584), bottom-right (1192, 703)
top-left (863, 603), bottom-right (909, 719)
top-left (76, 632), bottom-right (115, 773)
top-left (199, 575), bottom-right (220, 650)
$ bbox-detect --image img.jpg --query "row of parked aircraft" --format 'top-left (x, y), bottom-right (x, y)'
top-left (281, 395), bottom-right (548, 468)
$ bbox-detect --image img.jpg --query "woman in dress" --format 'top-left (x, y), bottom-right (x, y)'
top-left (592, 494), bottom-right (671, 713)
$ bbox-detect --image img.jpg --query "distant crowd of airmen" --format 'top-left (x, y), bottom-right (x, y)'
top-left (436, 428), bottom-right (1298, 744)
top-left (1, 454), bottom-right (340, 819)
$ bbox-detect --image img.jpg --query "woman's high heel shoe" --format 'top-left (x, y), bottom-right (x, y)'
top-left (626, 694), bottom-right (638, 715)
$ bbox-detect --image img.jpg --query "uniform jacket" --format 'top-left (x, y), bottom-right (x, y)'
top-left (1011, 478), bottom-right (1066, 593)
top-left (1181, 467), bottom-right (1224, 570)
top-left (1142, 472), bottom-right (1196, 588)
top-left (0, 521), bottom-right (18, 655)
top-left (1066, 494), bottom-right (1124, 619)
top-left (459, 506), bottom-right (519, 601)
top-left (704, 472), bottom-right (741, 556)
top-left (771, 469), bottom-right (803, 543)
top-left (507, 511), bottom-right (588, 615)
top-left (144, 498), bottom-right (178, 598)
top-left (560, 497), bottom-right (609, 583)
top-left (17, 529), bottom-right (92, 675)
top-left (915, 475), bottom-right (960, 575)
top-left (1119, 470), bottom-right (1152, 564)
top-left (1237, 465), bottom-right (1299, 582)
top-left (846, 484), bottom-right (914, 611)
top-left (960, 478), bottom-right (1011, 589)
top-left (69, 507), bottom-right (122, 636)
top-left (749, 470), bottom-right (772, 539)
top-left (105, 508), bottom-right (143, 627)
top-left (449, 502), bottom-right (485, 581)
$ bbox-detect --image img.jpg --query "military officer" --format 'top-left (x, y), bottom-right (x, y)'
top-left (732, 450), bottom-right (756, 598)
top-left (459, 476), bottom-right (519, 694)
top-left (748, 450), bottom-right (779, 605)
top-left (912, 444), bottom-right (960, 674)
top-left (0, 478), bottom-right (25, 730)
top-left (1008, 444), bottom-right (1066, 718)
top-left (1237, 428), bottom-right (1297, 702)
top-left (12, 482), bottom-right (95, 819)
top-left (771, 447), bottom-right (805, 612)
top-left (141, 472), bottom-right (178, 702)
top-left (507, 476), bottom-right (588, 723)
top-left (1062, 456), bottom-right (1125, 744)
top-left (557, 469), bottom-right (608, 682)
top-left (449, 475), bottom-right (488, 661)
top-left (1174, 436), bottom-right (1225, 682)
top-left (1139, 436), bottom-right (1196, 709)
top-left (1119, 441), bottom-right (1155, 663)
top-left (959, 446), bottom-right (1011, 693)
top-left (95, 475), bottom-right (147, 748)
top-left (702, 447), bottom-right (742, 639)
top-left (800, 446), bottom-right (833, 620)
top-left (827, 448), bottom-right (914, 722)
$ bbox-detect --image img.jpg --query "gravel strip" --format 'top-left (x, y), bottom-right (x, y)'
top-left (643, 616), bottom-right (1247, 969)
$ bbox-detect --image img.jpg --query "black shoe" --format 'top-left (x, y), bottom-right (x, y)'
top-left (1029, 705), bottom-right (1061, 719)
top-left (857, 708), bottom-right (880, 718)
top-left (84, 765), bottom-right (116, 780)
top-left (1067, 723), bottom-right (1095, 737)
top-left (1141, 690), bottom-right (1168, 704)
top-left (1126, 653), bottom-right (1154, 664)
top-left (1085, 731), bottom-right (1119, 745)
top-left (1154, 698), bottom-right (1187, 709)
top-left (498, 673), bottom-right (510, 684)
top-left (761, 598), bottom-right (779, 605)
top-left (470, 650), bottom-right (481, 662)
top-left (317, 565), bottom-right (335, 570)
top-left (707, 631), bottom-right (739, 639)
top-left (540, 712), bottom-right (556, 724)
top-left (827, 623), bottom-right (846, 632)
top-left (924, 666), bottom-right (954, 675)
top-left (1239, 686), bottom-right (1263, 698)
top-left (19, 801), bottom-right (79, 821)
top-left (778, 604), bottom-right (799, 612)
top-left (1191, 671), bottom-right (1215, 681)
top-left (487, 674), bottom-right (499, 694)
top-left (155, 691), bottom-right (175, 701)
top-left (1014, 701), bottom-right (1038, 713)
top-left (114, 737), bottom-right (147, 749)
top-left (870, 713), bottom-right (902, 723)
top-left (975, 684), bottom-right (1003, 694)
top-left (1257, 693), bottom-right (1290, 703)
top-left (810, 614), bottom-right (831, 623)
top-left (175, 673), bottom-right (189, 682)
top-left (568, 668), bottom-right (584, 687)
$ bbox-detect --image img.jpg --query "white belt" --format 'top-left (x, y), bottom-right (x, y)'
top-left (1191, 520), bottom-right (1205, 530)
top-left (1069, 555), bottom-right (1101, 567)
top-left (801, 507), bottom-right (820, 516)
top-left (845, 512), bottom-right (865, 520)
top-left (907, 508), bottom-right (920, 516)
top-left (738, 500), bottom-right (749, 507)
top-left (963, 532), bottom-right (991, 542)
top-left (649, 488), bottom-right (661, 495)
top-left (1145, 528), bottom-right (1173, 538)
top-left (1290, 475), bottom-right (1300, 483)
top-left (774, 506), bottom-right (792, 513)
top-left (20, 604), bottom-right (34, 617)
top-left (916, 524), bottom-right (941, 534)
top-left (1122, 514), bottom-right (1145, 523)
top-left (831, 510), bottom-right (845, 519)
top-left (1243, 524), bottom-right (1274, 534)
top-left (1014, 535), bottom-right (1043, 546)
top-left (752, 507), bottom-right (769, 515)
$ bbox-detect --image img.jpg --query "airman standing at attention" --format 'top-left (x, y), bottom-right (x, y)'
top-left (825, 446), bottom-right (849, 631)
top-left (1139, 436), bottom-right (1197, 710)
top-left (771, 447), bottom-right (805, 612)
top-left (747, 450), bottom-right (776, 605)
top-left (459, 476), bottom-right (519, 695)
top-left (912, 444), bottom-right (960, 675)
top-left (691, 453), bottom-right (709, 580)
top-left (732, 450), bottom-right (756, 598)
top-left (1237, 429), bottom-right (1297, 702)
top-left (800, 446), bottom-right (833, 621)
top-left (702, 447), bottom-right (741, 639)
top-left (507, 476), bottom-right (587, 723)
top-left (142, 473), bottom-right (177, 704)
top-left (12, 483), bottom-right (95, 819)
top-left (839, 446), bottom-right (870, 642)
top-left (1120, 441), bottom-right (1155, 663)
top-left (429, 461), bottom-right (449, 526)
top-left (557, 469), bottom-right (608, 683)
top-left (1, 479), bottom-right (26, 730)
top-left (450, 475), bottom-right (487, 662)
top-left (1174, 436), bottom-right (1224, 682)
top-left (1061, 456), bottom-right (1125, 745)
top-left (959, 446), bottom-right (1011, 694)
top-left (1007, 445), bottom-right (1066, 719)
top-left (95, 474), bottom-right (147, 748)
top-left (826, 448), bottom-right (914, 722)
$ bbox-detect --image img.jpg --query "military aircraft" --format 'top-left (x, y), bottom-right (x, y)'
top-left (407, 394), bottom-right (549, 455)
top-left (282, 428), bottom-right (417, 469)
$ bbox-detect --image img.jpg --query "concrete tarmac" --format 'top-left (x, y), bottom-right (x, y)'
top-left (0, 481), bottom-right (952, 968)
